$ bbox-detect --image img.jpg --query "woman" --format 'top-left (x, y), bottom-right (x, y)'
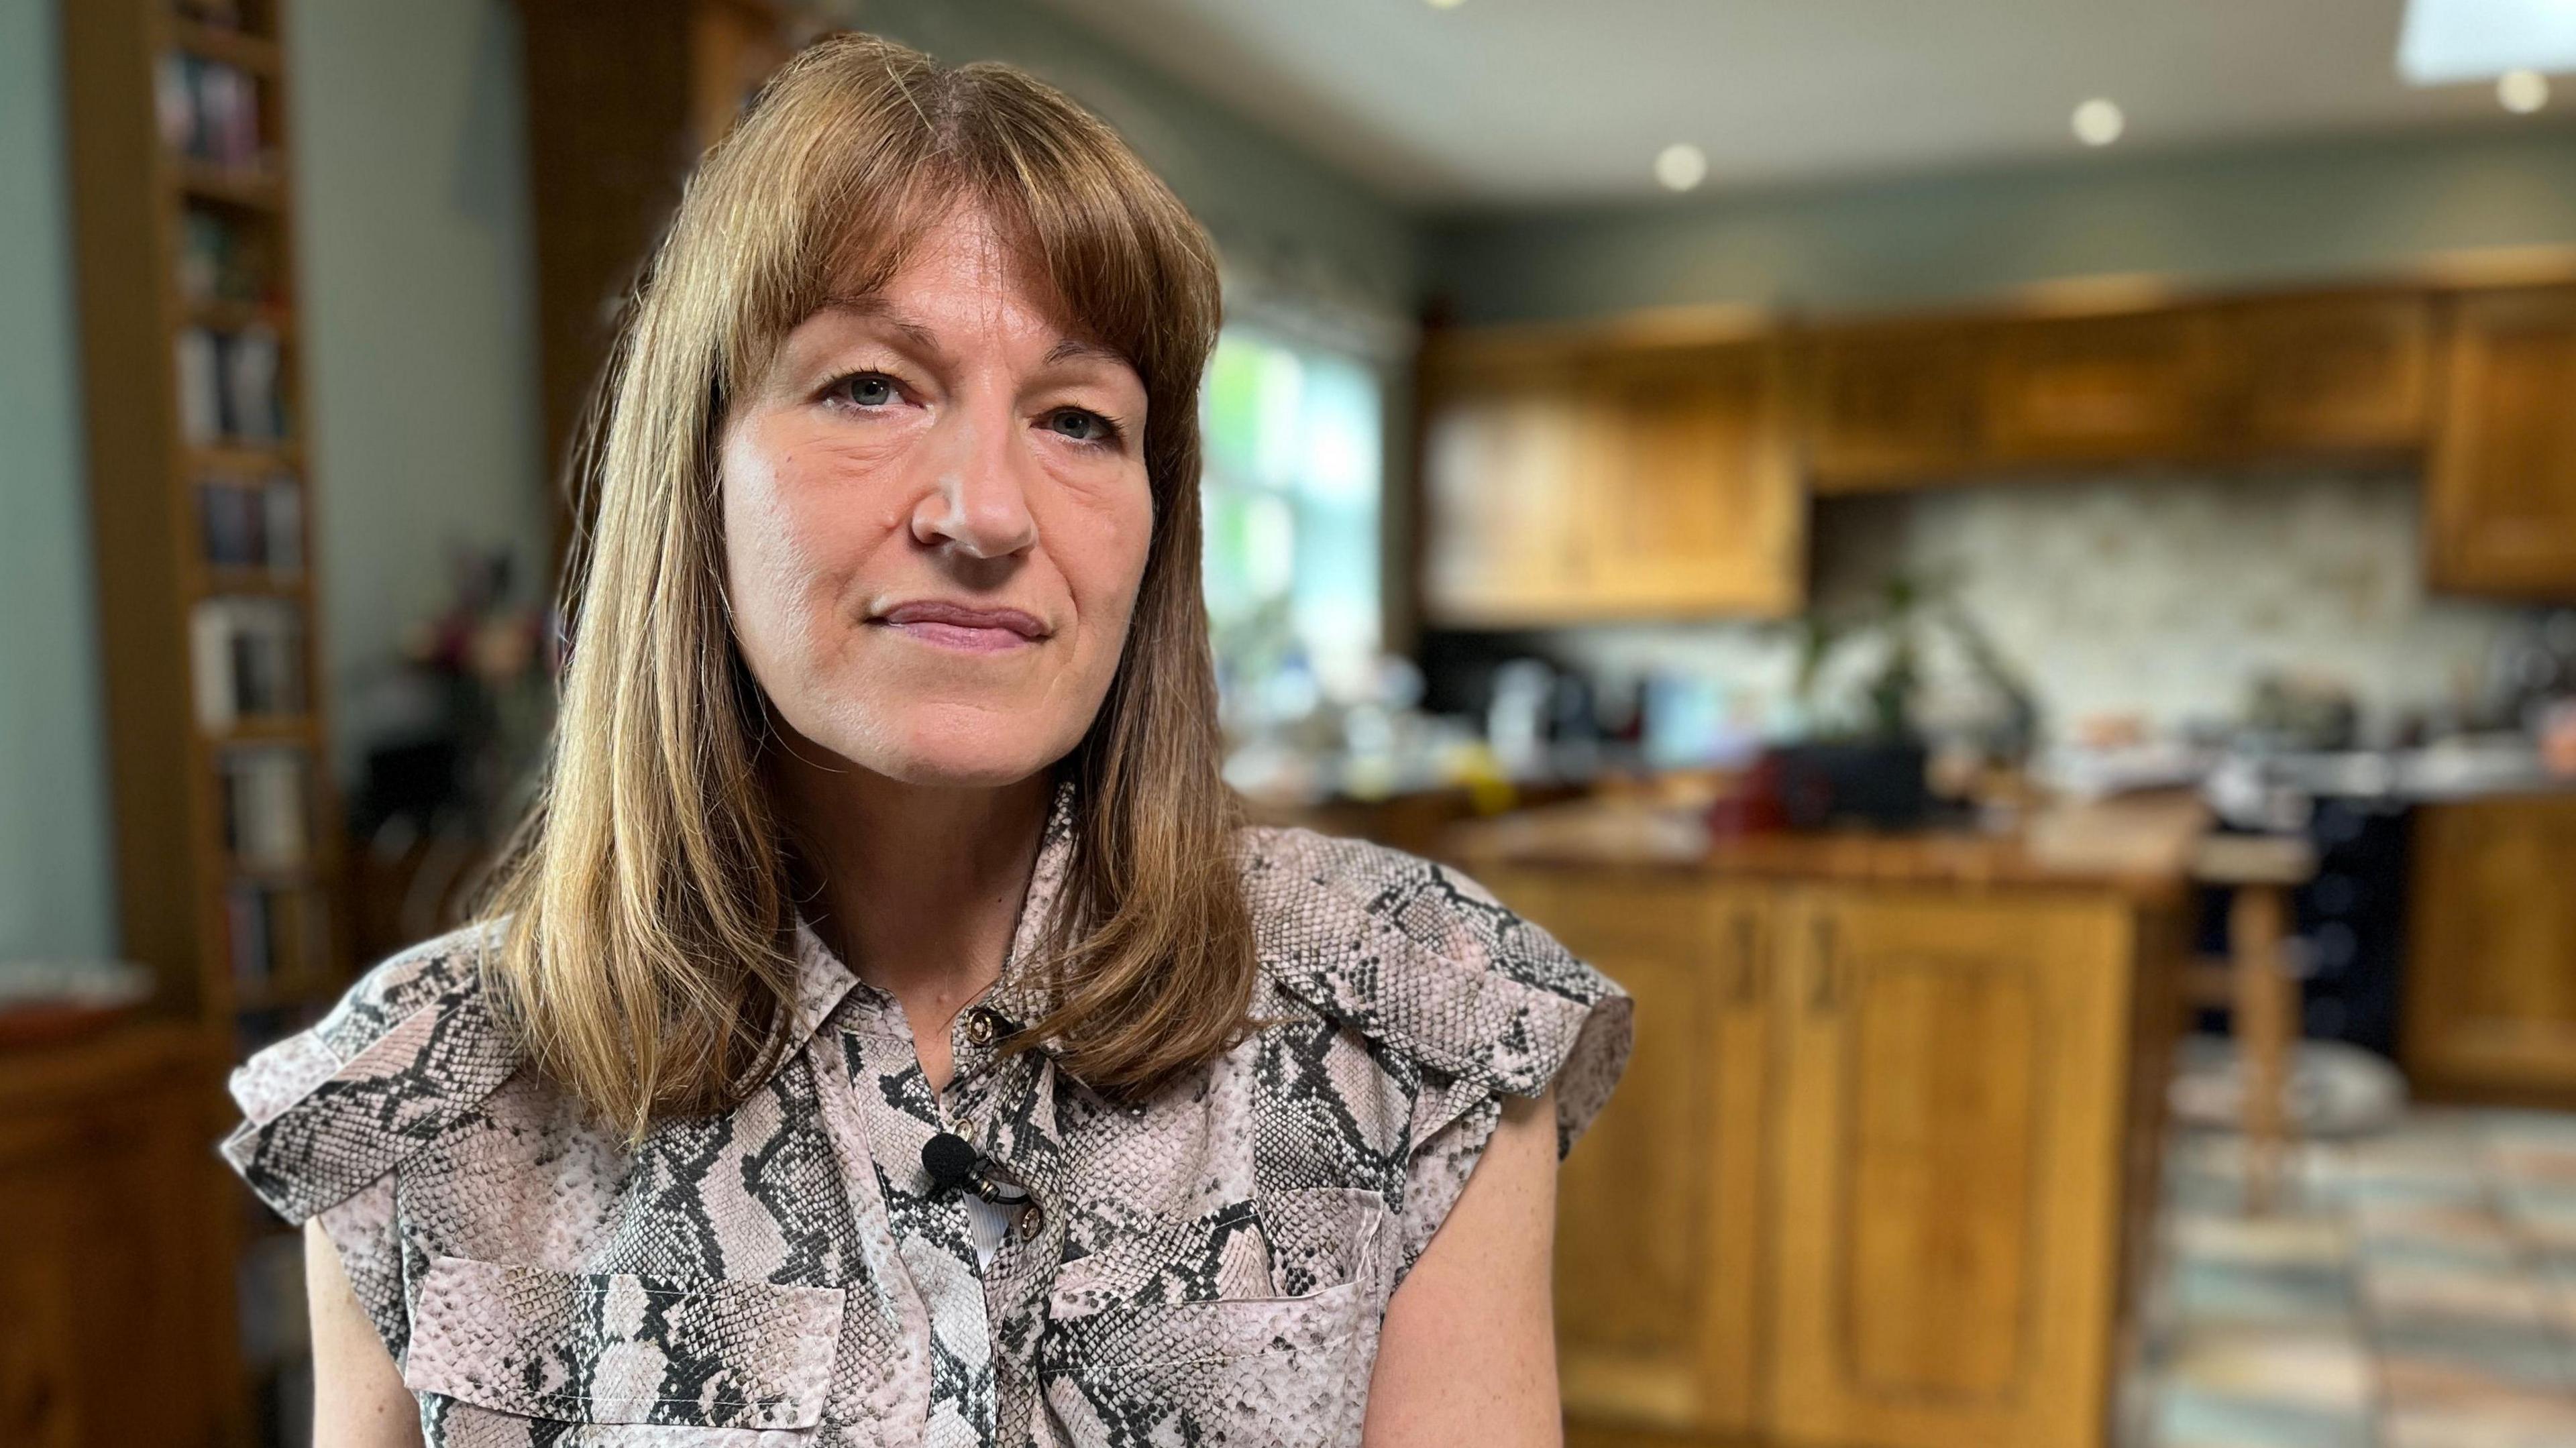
top-left (223, 32), bottom-right (1629, 1448)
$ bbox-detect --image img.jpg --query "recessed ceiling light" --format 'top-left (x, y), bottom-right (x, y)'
top-left (2072, 97), bottom-right (2126, 147)
top-left (2500, 68), bottom-right (2552, 112)
top-left (1425, 0), bottom-right (1466, 9)
top-left (1654, 143), bottom-right (1708, 192)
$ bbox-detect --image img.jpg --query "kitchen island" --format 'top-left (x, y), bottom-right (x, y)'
top-left (1446, 797), bottom-right (2205, 1448)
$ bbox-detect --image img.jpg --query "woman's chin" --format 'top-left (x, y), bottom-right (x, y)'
top-left (849, 718), bottom-right (1069, 790)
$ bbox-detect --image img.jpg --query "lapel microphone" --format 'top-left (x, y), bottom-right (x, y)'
top-left (922, 1131), bottom-right (981, 1192)
top-left (922, 1131), bottom-right (1031, 1205)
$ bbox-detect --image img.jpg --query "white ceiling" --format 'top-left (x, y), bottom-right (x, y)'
top-left (1030, 0), bottom-right (2576, 209)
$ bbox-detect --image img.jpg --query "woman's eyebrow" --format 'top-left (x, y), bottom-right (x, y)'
top-left (1042, 337), bottom-right (1128, 369)
top-left (815, 294), bottom-right (940, 354)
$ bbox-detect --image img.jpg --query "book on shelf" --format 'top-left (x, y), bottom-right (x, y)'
top-left (190, 596), bottom-right (305, 730)
top-left (196, 474), bottom-right (303, 573)
top-left (224, 881), bottom-right (274, 985)
top-left (178, 204), bottom-right (272, 307)
top-left (227, 884), bottom-right (331, 995)
top-left (220, 746), bottom-right (310, 871)
top-left (154, 50), bottom-right (266, 172)
top-left (175, 323), bottom-right (285, 444)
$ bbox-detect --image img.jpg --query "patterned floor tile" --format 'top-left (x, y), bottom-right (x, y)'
top-left (2135, 1112), bottom-right (2576, 1448)
top-left (2155, 1386), bottom-right (2371, 1448)
top-left (2376, 1319), bottom-right (2572, 1398)
top-left (2174, 1259), bottom-right (2356, 1327)
top-left (2165, 1327), bottom-right (2374, 1411)
top-left (2363, 1262), bottom-right (2553, 1324)
top-left (2383, 1404), bottom-right (2576, 1448)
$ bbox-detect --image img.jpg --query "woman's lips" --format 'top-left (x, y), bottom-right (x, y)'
top-left (879, 618), bottom-right (1036, 654)
top-left (873, 600), bottom-right (1048, 655)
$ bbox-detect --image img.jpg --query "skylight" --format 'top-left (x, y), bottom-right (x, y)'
top-left (2400, 0), bottom-right (2576, 84)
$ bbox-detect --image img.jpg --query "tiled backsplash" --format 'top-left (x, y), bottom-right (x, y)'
top-left (1550, 471), bottom-right (2536, 742)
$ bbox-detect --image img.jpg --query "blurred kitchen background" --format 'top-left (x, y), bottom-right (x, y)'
top-left (8, 1), bottom-right (2576, 1445)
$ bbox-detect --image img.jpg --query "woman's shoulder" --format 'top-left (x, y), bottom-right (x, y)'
top-left (1233, 823), bottom-right (1633, 1152)
top-left (221, 918), bottom-right (525, 1223)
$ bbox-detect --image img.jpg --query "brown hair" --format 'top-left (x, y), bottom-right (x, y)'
top-left (479, 32), bottom-right (1251, 1141)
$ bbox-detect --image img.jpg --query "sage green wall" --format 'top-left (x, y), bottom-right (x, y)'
top-left (0, 0), bottom-right (115, 961)
top-left (833, 0), bottom-right (1420, 316)
top-left (286, 0), bottom-right (550, 780)
top-left (1429, 127), bottom-right (2576, 324)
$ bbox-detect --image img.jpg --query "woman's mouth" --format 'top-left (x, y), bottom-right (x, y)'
top-left (873, 600), bottom-right (1049, 655)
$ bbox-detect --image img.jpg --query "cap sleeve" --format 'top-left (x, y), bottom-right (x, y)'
top-left (1246, 829), bottom-right (1633, 1275)
top-left (219, 922), bottom-right (521, 1226)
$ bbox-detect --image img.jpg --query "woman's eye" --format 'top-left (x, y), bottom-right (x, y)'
top-left (1044, 408), bottom-right (1116, 444)
top-left (835, 374), bottom-right (898, 408)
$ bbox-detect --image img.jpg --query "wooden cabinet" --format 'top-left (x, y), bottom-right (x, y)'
top-left (1800, 289), bottom-right (2438, 490)
top-left (1417, 335), bottom-right (1804, 626)
top-left (1980, 309), bottom-right (2220, 465)
top-left (2428, 286), bottom-right (2576, 598)
top-left (2218, 292), bottom-right (2433, 456)
top-left (1583, 345), bottom-right (1803, 618)
top-left (2404, 794), bottom-right (2576, 1100)
top-left (1419, 349), bottom-right (1601, 622)
top-left (1476, 866), bottom-right (2159, 1448)
top-left (1769, 889), bottom-right (2137, 1448)
top-left (1803, 323), bottom-right (1984, 492)
top-left (1482, 868), bottom-right (1774, 1434)
top-left (0, 1028), bottom-right (237, 1447)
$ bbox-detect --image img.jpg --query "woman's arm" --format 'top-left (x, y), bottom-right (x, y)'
top-left (305, 1219), bottom-right (424, 1448)
top-left (1360, 1087), bottom-right (1562, 1447)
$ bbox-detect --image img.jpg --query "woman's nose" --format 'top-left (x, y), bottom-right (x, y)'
top-left (910, 411), bottom-right (1039, 560)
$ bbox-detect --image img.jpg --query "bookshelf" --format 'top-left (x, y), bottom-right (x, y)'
top-left (60, 0), bottom-right (341, 1437)
top-left (64, 0), bottom-right (347, 1040)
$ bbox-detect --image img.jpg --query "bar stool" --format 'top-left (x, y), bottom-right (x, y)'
top-left (2186, 832), bottom-right (2320, 1213)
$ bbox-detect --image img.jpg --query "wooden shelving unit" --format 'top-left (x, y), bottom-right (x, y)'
top-left (63, 0), bottom-right (350, 1039)
top-left (59, 1), bottom-right (345, 1438)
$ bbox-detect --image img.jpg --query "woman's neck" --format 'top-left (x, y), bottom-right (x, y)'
top-left (769, 744), bottom-right (1055, 1091)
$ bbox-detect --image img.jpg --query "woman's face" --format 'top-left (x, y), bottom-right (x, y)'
top-left (720, 205), bottom-right (1153, 787)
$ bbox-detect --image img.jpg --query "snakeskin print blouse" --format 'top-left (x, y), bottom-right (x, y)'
top-left (220, 783), bottom-right (1631, 1446)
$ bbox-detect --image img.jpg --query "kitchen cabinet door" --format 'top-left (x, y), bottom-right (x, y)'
top-left (1417, 355), bottom-right (1597, 625)
top-left (2404, 795), bottom-right (2576, 1100)
top-left (2220, 292), bottom-right (2434, 456)
top-left (1416, 333), bottom-right (1804, 626)
top-left (1803, 321), bottom-right (1986, 491)
top-left (1581, 343), bottom-right (1804, 618)
top-left (2428, 286), bottom-right (2576, 598)
top-left (1475, 868), bottom-right (1774, 1437)
top-left (1980, 308), bottom-right (2220, 465)
top-left (1770, 889), bottom-right (2135, 1448)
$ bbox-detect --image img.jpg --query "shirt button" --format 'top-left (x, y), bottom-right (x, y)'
top-left (965, 1009), bottom-right (997, 1046)
top-left (1016, 1204), bottom-right (1044, 1241)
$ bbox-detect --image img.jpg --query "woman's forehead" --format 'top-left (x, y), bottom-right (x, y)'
top-left (796, 210), bottom-right (1130, 368)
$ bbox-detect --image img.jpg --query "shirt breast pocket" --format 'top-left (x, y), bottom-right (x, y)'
top-left (1039, 1187), bottom-right (1391, 1447)
top-left (402, 1255), bottom-right (845, 1443)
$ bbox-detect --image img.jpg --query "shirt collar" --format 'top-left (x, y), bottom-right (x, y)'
top-left (786, 773), bottom-right (1081, 1054)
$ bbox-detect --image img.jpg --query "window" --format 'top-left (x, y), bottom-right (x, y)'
top-left (1197, 327), bottom-right (1383, 738)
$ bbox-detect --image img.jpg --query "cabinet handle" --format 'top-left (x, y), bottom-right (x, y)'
top-left (1809, 915), bottom-right (1839, 1014)
top-left (1729, 911), bottom-right (1763, 1006)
